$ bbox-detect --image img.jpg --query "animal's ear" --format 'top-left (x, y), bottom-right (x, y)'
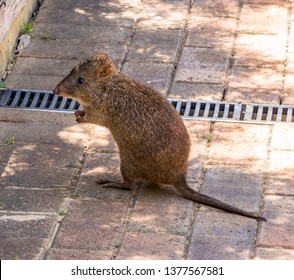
top-left (93, 52), bottom-right (109, 63)
top-left (93, 52), bottom-right (118, 78)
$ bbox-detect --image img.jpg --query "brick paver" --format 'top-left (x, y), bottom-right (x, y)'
top-left (188, 212), bottom-right (258, 259)
top-left (1, 0), bottom-right (294, 260)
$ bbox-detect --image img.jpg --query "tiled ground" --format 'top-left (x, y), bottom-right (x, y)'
top-left (1, 0), bottom-right (294, 259)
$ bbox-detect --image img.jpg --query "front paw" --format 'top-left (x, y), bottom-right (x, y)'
top-left (74, 110), bottom-right (86, 123)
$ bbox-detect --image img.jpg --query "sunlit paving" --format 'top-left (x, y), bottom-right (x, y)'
top-left (1, 0), bottom-right (294, 266)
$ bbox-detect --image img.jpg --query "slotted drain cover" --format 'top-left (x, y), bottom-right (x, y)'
top-left (172, 99), bottom-right (294, 124)
top-left (0, 88), bottom-right (81, 112)
top-left (1, 88), bottom-right (294, 124)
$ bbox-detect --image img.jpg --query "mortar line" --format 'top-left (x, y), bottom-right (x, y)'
top-left (36, 130), bottom-right (92, 259)
top-left (184, 121), bottom-right (215, 258)
top-left (19, 54), bottom-right (81, 60)
top-left (166, 0), bottom-right (192, 96)
top-left (111, 185), bottom-right (141, 259)
top-left (280, 2), bottom-right (292, 104)
top-left (199, 121), bottom-right (215, 195)
top-left (0, 210), bottom-right (57, 216)
top-left (0, 185), bottom-right (71, 191)
top-left (37, 141), bottom-right (92, 259)
top-left (119, 1), bottom-right (143, 72)
top-left (183, 204), bottom-right (200, 259)
top-left (253, 244), bottom-right (294, 251)
top-left (71, 145), bottom-right (91, 194)
top-left (222, 0), bottom-right (243, 101)
top-left (36, 197), bottom-right (72, 260)
top-left (251, 125), bottom-right (273, 259)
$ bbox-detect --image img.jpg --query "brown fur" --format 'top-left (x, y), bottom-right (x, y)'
top-left (53, 52), bottom-right (266, 221)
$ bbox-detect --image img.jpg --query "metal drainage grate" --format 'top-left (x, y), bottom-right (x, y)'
top-left (0, 88), bottom-right (81, 112)
top-left (1, 88), bottom-right (294, 124)
top-left (172, 99), bottom-right (294, 124)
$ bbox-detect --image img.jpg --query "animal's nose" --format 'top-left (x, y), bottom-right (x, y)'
top-left (53, 88), bottom-right (58, 95)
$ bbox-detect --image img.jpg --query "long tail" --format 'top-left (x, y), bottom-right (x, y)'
top-left (175, 181), bottom-right (266, 221)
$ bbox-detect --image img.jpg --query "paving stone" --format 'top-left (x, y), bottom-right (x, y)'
top-left (52, 199), bottom-right (127, 251)
top-left (0, 119), bottom-right (91, 146)
top-left (137, 1), bottom-right (187, 29)
top-left (255, 247), bottom-right (294, 260)
top-left (184, 120), bottom-right (211, 140)
top-left (0, 214), bottom-right (56, 238)
top-left (0, 187), bottom-right (67, 212)
top-left (0, 213), bottom-right (56, 259)
top-left (118, 231), bottom-right (186, 260)
top-left (191, 212), bottom-right (258, 237)
top-left (191, 0), bottom-right (239, 18)
top-left (75, 152), bottom-right (130, 201)
top-left (267, 151), bottom-right (294, 195)
top-left (2, 143), bottom-right (82, 168)
top-left (0, 142), bottom-right (82, 188)
top-left (188, 235), bottom-right (252, 260)
top-left (238, 4), bottom-right (288, 34)
top-left (226, 87), bottom-right (280, 104)
top-left (8, 57), bottom-right (78, 77)
top-left (202, 165), bottom-right (264, 212)
top-left (32, 23), bottom-right (132, 43)
top-left (0, 144), bottom-right (14, 176)
top-left (42, 0), bottom-right (142, 12)
top-left (169, 82), bottom-right (224, 100)
top-left (126, 29), bottom-right (181, 63)
top-left (1, 165), bottom-right (74, 188)
top-left (0, 237), bottom-right (46, 260)
top-left (53, 123), bottom-right (92, 146)
top-left (20, 38), bottom-right (126, 65)
top-left (121, 62), bottom-right (173, 94)
top-left (229, 66), bottom-right (283, 89)
top-left (45, 248), bottom-right (113, 260)
top-left (36, 5), bottom-right (134, 28)
top-left (207, 122), bottom-right (269, 165)
top-left (211, 122), bottom-right (270, 144)
top-left (187, 138), bottom-right (207, 184)
top-left (186, 16), bottom-right (236, 48)
top-left (281, 89), bottom-right (294, 105)
top-left (257, 195), bottom-right (294, 248)
top-left (5, 57), bottom-right (78, 90)
top-left (281, 92), bottom-right (294, 105)
top-left (188, 212), bottom-right (257, 259)
top-left (5, 74), bottom-right (65, 91)
top-left (129, 184), bottom-right (194, 234)
top-left (267, 175), bottom-right (294, 196)
top-left (290, 8), bottom-right (294, 22)
top-left (88, 126), bottom-right (118, 153)
top-left (271, 124), bottom-right (294, 151)
top-left (175, 47), bottom-right (230, 83)
top-left (227, 66), bottom-right (282, 104)
top-left (234, 34), bottom-right (286, 66)
top-left (243, 0), bottom-right (287, 4)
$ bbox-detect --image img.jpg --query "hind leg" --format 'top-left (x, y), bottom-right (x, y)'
top-left (95, 178), bottom-right (132, 190)
top-left (95, 158), bottom-right (138, 190)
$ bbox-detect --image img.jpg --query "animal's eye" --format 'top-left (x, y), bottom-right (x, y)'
top-left (77, 77), bottom-right (85, 85)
